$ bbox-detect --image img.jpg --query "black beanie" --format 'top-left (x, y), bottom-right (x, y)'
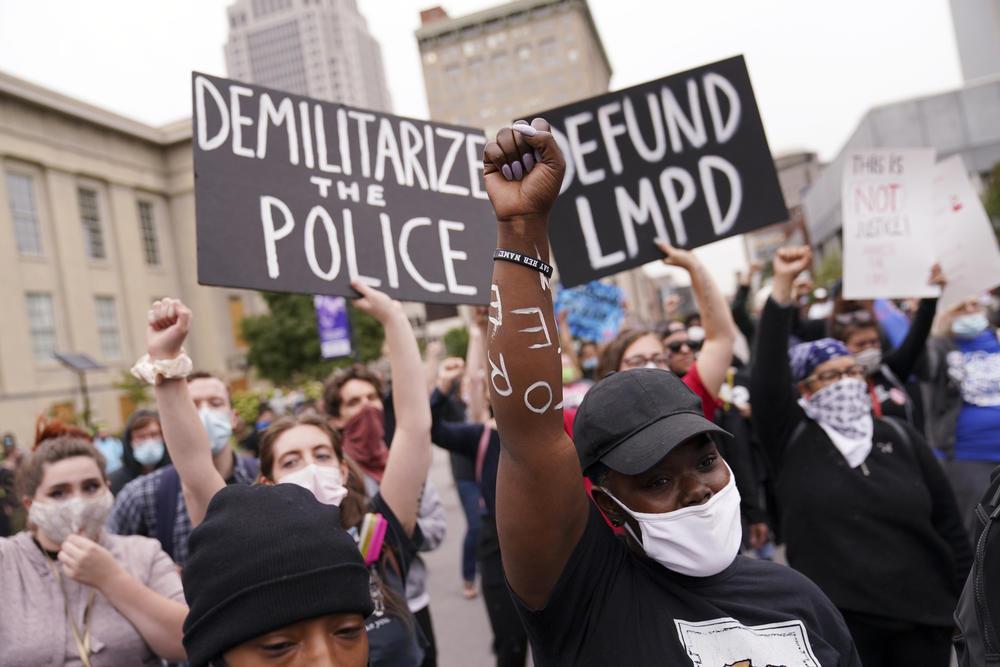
top-left (181, 483), bottom-right (374, 666)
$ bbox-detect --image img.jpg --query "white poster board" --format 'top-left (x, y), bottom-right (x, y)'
top-left (841, 149), bottom-right (940, 299)
top-left (930, 155), bottom-right (1000, 308)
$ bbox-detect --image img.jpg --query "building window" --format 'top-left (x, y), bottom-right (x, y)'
top-left (94, 296), bottom-right (122, 360)
top-left (539, 36), bottom-right (558, 61)
top-left (228, 296), bottom-right (248, 350)
top-left (26, 293), bottom-right (57, 363)
top-left (138, 201), bottom-right (161, 266)
top-left (78, 188), bottom-right (106, 260)
top-left (5, 172), bottom-right (43, 256)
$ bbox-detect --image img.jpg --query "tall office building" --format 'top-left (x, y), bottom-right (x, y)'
top-left (950, 0), bottom-right (1000, 82)
top-left (224, 0), bottom-right (392, 112)
top-left (416, 0), bottom-right (663, 324)
top-left (416, 0), bottom-right (611, 138)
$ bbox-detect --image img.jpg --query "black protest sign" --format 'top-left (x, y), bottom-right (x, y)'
top-left (192, 73), bottom-right (495, 304)
top-left (535, 56), bottom-right (787, 288)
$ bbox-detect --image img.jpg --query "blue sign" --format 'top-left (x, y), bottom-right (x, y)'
top-left (314, 295), bottom-right (352, 359)
top-left (553, 281), bottom-right (625, 343)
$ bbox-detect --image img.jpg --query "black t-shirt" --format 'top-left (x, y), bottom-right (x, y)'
top-left (365, 493), bottom-right (424, 667)
top-left (515, 504), bottom-right (861, 667)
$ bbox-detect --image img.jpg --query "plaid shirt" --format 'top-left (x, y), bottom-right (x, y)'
top-left (107, 453), bottom-right (258, 568)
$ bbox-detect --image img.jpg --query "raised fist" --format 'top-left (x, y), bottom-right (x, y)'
top-left (146, 298), bottom-right (192, 361)
top-left (482, 118), bottom-right (565, 223)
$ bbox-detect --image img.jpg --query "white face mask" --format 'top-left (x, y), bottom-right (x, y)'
top-left (28, 489), bottom-right (114, 546)
top-left (132, 438), bottom-right (165, 466)
top-left (199, 407), bottom-right (233, 455)
top-left (598, 463), bottom-right (742, 577)
top-left (279, 463), bottom-right (348, 506)
top-left (854, 347), bottom-right (882, 375)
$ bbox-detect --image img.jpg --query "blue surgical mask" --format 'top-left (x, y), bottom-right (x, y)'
top-left (132, 439), bottom-right (165, 466)
top-left (199, 407), bottom-right (233, 455)
top-left (255, 419), bottom-right (272, 432)
top-left (952, 312), bottom-right (989, 339)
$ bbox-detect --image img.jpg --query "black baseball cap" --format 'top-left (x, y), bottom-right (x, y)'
top-left (573, 368), bottom-right (730, 479)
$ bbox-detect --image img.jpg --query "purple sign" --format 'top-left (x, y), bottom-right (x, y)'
top-left (314, 295), bottom-right (352, 359)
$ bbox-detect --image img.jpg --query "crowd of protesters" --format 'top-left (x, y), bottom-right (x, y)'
top-left (0, 121), bottom-right (998, 666)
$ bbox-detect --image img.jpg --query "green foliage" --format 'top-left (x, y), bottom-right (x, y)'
top-left (241, 292), bottom-right (385, 385)
top-left (112, 370), bottom-right (152, 408)
top-left (232, 389), bottom-right (270, 427)
top-left (812, 246), bottom-right (843, 289)
top-left (984, 162), bottom-right (1000, 243)
top-left (443, 326), bottom-right (469, 359)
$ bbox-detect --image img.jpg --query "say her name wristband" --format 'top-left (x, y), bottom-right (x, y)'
top-left (493, 248), bottom-right (553, 278)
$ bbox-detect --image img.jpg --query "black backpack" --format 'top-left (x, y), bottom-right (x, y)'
top-left (954, 465), bottom-right (1000, 665)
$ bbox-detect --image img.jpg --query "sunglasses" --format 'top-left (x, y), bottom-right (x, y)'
top-left (665, 339), bottom-right (701, 353)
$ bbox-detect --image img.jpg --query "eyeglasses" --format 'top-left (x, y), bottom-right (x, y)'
top-left (665, 339), bottom-right (702, 353)
top-left (834, 310), bottom-right (873, 325)
top-left (805, 365), bottom-right (865, 384)
top-left (622, 353), bottom-right (670, 369)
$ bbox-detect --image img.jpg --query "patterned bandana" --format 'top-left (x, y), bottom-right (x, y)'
top-left (799, 378), bottom-right (874, 467)
top-left (789, 338), bottom-right (850, 383)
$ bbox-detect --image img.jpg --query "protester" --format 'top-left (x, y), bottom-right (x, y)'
top-left (480, 119), bottom-right (860, 665)
top-left (323, 362), bottom-right (446, 667)
top-left (830, 275), bottom-right (942, 429)
top-left (238, 402), bottom-right (274, 457)
top-left (108, 376), bottom-right (258, 567)
top-left (109, 409), bottom-right (170, 495)
top-left (93, 426), bottom-right (124, 475)
top-left (180, 483), bottom-right (373, 667)
top-left (597, 239), bottom-right (736, 421)
top-left (0, 429), bottom-right (186, 664)
top-left (922, 294), bottom-right (1000, 534)
top-left (424, 339), bottom-right (482, 602)
top-left (141, 283), bottom-right (431, 666)
top-left (1, 431), bottom-right (23, 537)
top-left (752, 245), bottom-right (972, 666)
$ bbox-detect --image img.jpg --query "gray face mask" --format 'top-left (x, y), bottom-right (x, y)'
top-left (854, 347), bottom-right (882, 375)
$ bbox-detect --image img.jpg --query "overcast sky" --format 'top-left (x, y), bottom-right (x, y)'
top-left (0, 0), bottom-right (966, 290)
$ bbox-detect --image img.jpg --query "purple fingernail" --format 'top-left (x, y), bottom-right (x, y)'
top-left (501, 163), bottom-right (512, 181)
top-left (512, 122), bottom-right (537, 137)
top-left (523, 152), bottom-right (535, 173)
top-left (511, 160), bottom-right (523, 180)
top-left (534, 149), bottom-right (542, 163)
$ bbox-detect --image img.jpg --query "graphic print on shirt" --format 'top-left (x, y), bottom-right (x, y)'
top-left (675, 617), bottom-right (820, 667)
top-left (948, 350), bottom-right (1000, 406)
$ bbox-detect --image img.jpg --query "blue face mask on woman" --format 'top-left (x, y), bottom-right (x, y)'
top-left (952, 312), bottom-right (989, 340)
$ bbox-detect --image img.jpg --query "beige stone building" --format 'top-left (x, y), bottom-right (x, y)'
top-left (416, 0), bottom-right (660, 323)
top-left (0, 71), bottom-right (265, 446)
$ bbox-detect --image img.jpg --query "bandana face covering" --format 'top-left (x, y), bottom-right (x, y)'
top-left (28, 489), bottom-right (114, 546)
top-left (280, 463), bottom-right (349, 506)
top-left (799, 378), bottom-right (874, 467)
top-left (598, 463), bottom-right (742, 577)
top-left (341, 404), bottom-right (389, 482)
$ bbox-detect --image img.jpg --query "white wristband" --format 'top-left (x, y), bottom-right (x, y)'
top-left (130, 351), bottom-right (193, 385)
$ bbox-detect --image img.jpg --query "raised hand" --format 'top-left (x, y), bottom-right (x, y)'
top-left (928, 262), bottom-right (947, 288)
top-left (773, 246), bottom-right (813, 280)
top-left (146, 298), bottom-right (192, 361)
top-left (437, 356), bottom-right (466, 394)
top-left (483, 118), bottom-right (565, 223)
top-left (654, 238), bottom-right (697, 272)
top-left (350, 280), bottom-right (402, 324)
top-left (59, 534), bottom-right (124, 591)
